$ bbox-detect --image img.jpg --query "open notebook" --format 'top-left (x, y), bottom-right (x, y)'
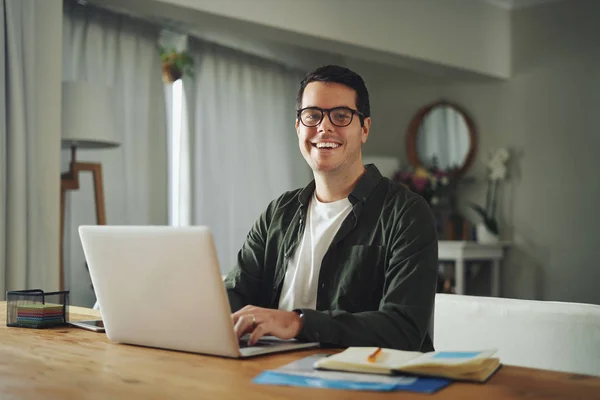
top-left (314, 347), bottom-right (501, 383)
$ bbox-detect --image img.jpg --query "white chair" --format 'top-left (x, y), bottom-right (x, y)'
top-left (434, 293), bottom-right (600, 376)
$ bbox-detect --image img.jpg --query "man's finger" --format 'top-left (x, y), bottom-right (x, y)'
top-left (248, 322), bottom-right (269, 345)
top-left (239, 305), bottom-right (255, 313)
top-left (232, 305), bottom-right (259, 323)
top-left (233, 315), bottom-right (254, 338)
top-left (232, 308), bottom-right (250, 324)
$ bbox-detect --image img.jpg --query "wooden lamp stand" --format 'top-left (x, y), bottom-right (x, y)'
top-left (59, 145), bottom-right (106, 291)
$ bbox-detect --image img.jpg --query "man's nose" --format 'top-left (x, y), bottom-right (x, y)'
top-left (317, 112), bottom-right (334, 132)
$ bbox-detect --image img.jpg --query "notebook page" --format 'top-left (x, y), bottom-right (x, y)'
top-left (280, 354), bottom-right (419, 384)
top-left (317, 347), bottom-right (423, 369)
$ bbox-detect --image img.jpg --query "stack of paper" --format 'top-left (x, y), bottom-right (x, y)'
top-left (16, 304), bottom-right (65, 327)
top-left (253, 354), bottom-right (451, 393)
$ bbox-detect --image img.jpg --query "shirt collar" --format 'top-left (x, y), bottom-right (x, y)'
top-left (297, 164), bottom-right (384, 207)
top-left (349, 164), bottom-right (383, 205)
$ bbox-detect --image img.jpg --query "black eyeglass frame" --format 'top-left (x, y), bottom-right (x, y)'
top-left (296, 106), bottom-right (365, 127)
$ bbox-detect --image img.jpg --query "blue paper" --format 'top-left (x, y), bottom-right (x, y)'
top-left (253, 354), bottom-right (451, 393)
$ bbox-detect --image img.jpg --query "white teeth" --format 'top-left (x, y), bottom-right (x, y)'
top-left (315, 142), bottom-right (340, 149)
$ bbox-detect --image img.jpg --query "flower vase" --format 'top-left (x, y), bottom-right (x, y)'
top-left (476, 223), bottom-right (499, 244)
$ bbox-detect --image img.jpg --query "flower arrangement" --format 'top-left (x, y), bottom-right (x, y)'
top-left (469, 148), bottom-right (510, 237)
top-left (392, 158), bottom-right (460, 208)
top-left (160, 47), bottom-right (194, 83)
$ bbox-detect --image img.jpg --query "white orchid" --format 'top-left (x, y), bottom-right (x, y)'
top-left (470, 148), bottom-right (511, 235)
top-left (488, 148), bottom-right (510, 182)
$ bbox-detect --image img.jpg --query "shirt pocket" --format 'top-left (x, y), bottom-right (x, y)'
top-left (335, 245), bottom-right (384, 311)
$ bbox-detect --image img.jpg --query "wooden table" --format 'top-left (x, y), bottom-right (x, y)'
top-left (1, 302), bottom-right (599, 399)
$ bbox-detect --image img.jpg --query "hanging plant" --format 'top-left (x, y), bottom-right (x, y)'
top-left (160, 47), bottom-right (194, 83)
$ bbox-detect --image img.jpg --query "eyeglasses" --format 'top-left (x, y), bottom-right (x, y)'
top-left (297, 107), bottom-right (364, 128)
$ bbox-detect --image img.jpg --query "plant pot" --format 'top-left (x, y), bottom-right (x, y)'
top-left (162, 64), bottom-right (183, 83)
top-left (476, 223), bottom-right (499, 244)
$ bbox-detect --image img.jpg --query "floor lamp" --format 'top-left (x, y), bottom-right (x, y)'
top-left (60, 82), bottom-right (119, 291)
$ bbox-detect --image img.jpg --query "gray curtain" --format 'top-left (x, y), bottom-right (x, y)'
top-left (0, 0), bottom-right (63, 300)
top-left (62, 2), bottom-right (168, 306)
top-left (185, 39), bottom-right (309, 274)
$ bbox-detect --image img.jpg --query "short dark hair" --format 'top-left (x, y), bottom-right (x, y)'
top-left (296, 65), bottom-right (370, 126)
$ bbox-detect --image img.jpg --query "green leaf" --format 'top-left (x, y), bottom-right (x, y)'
top-left (468, 203), bottom-right (499, 235)
top-left (469, 203), bottom-right (488, 219)
top-left (486, 219), bottom-right (499, 235)
top-left (159, 48), bottom-right (195, 78)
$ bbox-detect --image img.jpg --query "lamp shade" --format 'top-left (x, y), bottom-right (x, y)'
top-left (61, 81), bottom-right (120, 149)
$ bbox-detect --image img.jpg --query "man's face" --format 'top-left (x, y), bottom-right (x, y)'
top-left (296, 82), bottom-right (371, 175)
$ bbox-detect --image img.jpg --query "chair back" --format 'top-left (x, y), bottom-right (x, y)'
top-left (434, 294), bottom-right (600, 376)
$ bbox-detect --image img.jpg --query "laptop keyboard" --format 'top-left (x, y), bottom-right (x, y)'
top-left (238, 338), bottom-right (278, 348)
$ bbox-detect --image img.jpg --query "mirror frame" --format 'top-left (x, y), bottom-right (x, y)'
top-left (405, 100), bottom-right (478, 177)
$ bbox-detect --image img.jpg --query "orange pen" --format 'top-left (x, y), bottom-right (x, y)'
top-left (367, 347), bottom-right (383, 363)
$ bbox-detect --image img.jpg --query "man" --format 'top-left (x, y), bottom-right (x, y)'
top-left (224, 65), bottom-right (437, 351)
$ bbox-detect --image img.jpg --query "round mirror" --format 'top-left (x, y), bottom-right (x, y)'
top-left (406, 100), bottom-right (477, 176)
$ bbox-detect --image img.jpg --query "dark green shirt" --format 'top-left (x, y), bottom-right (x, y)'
top-left (225, 165), bottom-right (437, 351)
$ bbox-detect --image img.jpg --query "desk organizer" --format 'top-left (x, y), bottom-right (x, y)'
top-left (6, 289), bottom-right (69, 329)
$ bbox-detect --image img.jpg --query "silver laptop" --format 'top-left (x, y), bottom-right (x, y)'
top-left (78, 225), bottom-right (319, 357)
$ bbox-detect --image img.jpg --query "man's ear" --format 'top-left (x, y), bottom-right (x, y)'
top-left (295, 119), bottom-right (300, 136)
top-left (361, 117), bottom-right (371, 144)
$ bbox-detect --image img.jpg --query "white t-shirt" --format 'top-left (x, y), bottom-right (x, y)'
top-left (278, 193), bottom-right (353, 311)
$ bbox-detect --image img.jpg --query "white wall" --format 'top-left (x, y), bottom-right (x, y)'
top-left (93, 0), bottom-right (511, 79)
top-left (370, 0), bottom-right (600, 305)
top-left (161, 0), bottom-right (511, 77)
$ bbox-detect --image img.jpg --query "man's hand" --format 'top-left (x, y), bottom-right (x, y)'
top-left (232, 306), bottom-right (303, 345)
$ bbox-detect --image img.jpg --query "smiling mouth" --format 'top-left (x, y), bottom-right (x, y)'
top-left (312, 142), bottom-right (341, 149)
